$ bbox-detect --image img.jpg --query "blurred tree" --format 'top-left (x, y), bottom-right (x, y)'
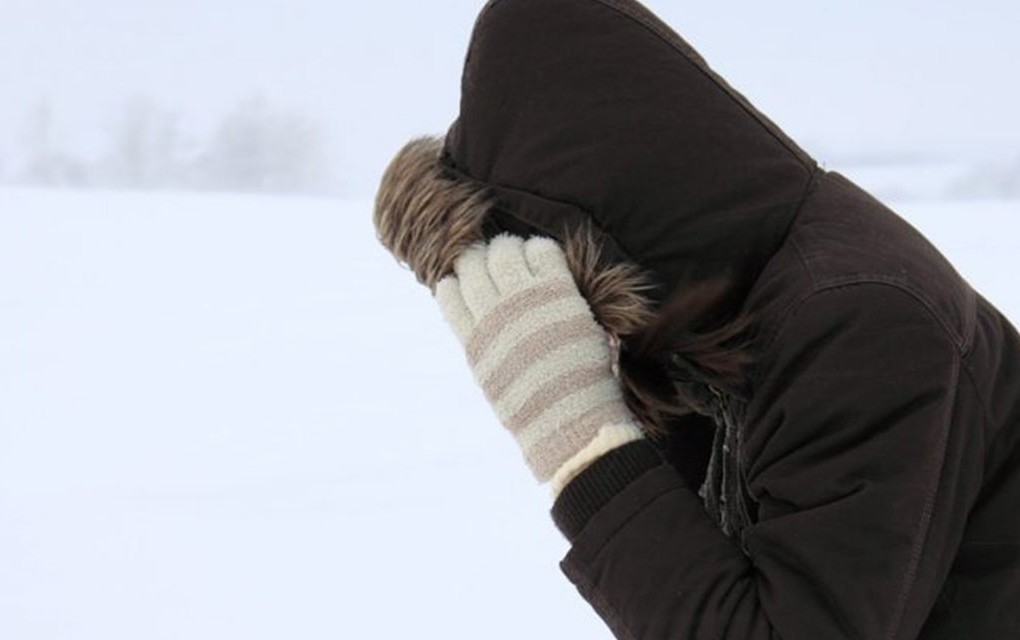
top-left (7, 96), bottom-right (331, 193)
top-left (101, 97), bottom-right (184, 189)
top-left (19, 99), bottom-right (88, 186)
top-left (197, 96), bottom-right (329, 193)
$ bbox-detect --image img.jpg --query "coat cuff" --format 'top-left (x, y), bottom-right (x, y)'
top-left (551, 440), bottom-right (665, 541)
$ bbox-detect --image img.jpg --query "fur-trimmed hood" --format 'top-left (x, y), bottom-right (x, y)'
top-left (441, 0), bottom-right (817, 316)
top-left (374, 0), bottom-right (822, 540)
top-left (374, 0), bottom-right (823, 432)
top-left (375, 134), bottom-right (753, 435)
top-left (374, 135), bottom-right (654, 337)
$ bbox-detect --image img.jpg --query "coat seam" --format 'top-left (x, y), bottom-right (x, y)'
top-left (575, 484), bottom-right (688, 563)
top-left (562, 483), bottom-right (688, 640)
top-left (741, 279), bottom-right (964, 638)
top-left (783, 167), bottom-right (823, 242)
top-left (885, 350), bottom-right (960, 640)
top-left (960, 287), bottom-right (978, 357)
top-left (787, 173), bottom-right (976, 353)
top-left (790, 230), bottom-right (817, 290)
top-left (959, 359), bottom-right (995, 455)
top-left (803, 278), bottom-right (969, 356)
top-left (573, 568), bottom-right (639, 640)
top-left (755, 280), bottom-right (960, 640)
top-left (787, 220), bottom-right (973, 353)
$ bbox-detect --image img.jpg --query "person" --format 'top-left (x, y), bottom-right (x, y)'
top-left (373, 0), bottom-right (1020, 638)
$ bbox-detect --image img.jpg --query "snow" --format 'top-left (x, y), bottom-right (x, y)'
top-left (1, 184), bottom-right (1018, 638)
top-left (0, 187), bottom-right (602, 639)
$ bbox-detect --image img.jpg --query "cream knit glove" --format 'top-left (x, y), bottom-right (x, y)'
top-left (435, 235), bottom-right (643, 484)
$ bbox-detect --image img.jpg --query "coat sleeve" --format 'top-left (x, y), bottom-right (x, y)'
top-left (551, 283), bottom-right (986, 640)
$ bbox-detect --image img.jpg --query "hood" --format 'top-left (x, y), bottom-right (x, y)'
top-left (441, 0), bottom-right (818, 316)
top-left (375, 135), bottom-right (753, 436)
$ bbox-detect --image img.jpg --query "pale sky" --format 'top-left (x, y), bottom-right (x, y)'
top-left (2, 0), bottom-right (1018, 195)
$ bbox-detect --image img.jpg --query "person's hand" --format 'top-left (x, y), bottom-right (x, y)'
top-left (435, 235), bottom-right (641, 483)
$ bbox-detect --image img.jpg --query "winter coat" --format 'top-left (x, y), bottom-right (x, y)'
top-left (430, 0), bottom-right (1020, 638)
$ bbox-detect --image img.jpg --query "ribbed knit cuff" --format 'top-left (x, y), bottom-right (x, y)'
top-left (551, 440), bottom-right (665, 541)
top-left (549, 422), bottom-right (645, 498)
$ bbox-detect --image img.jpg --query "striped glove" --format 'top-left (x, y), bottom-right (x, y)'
top-left (435, 235), bottom-right (643, 488)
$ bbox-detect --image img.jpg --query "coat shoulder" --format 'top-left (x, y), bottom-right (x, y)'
top-left (745, 170), bottom-right (978, 358)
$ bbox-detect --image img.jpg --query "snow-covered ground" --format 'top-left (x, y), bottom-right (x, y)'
top-left (1, 182), bottom-right (1018, 639)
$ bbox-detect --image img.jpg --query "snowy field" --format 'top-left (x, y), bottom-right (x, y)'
top-left (1, 182), bottom-right (1018, 639)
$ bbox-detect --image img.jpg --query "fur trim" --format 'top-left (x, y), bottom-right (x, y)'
top-left (374, 135), bottom-right (752, 438)
top-left (374, 136), bottom-right (655, 337)
top-left (374, 136), bottom-right (489, 289)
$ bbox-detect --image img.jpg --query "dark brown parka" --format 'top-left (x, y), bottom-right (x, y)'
top-left (411, 1), bottom-right (1020, 638)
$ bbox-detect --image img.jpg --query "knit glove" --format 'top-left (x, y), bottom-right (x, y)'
top-left (435, 234), bottom-right (643, 485)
